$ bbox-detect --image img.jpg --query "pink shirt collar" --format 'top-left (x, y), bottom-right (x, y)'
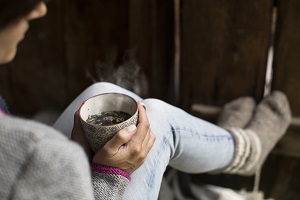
top-left (0, 109), bottom-right (9, 116)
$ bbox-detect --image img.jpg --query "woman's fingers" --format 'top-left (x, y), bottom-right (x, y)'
top-left (123, 130), bottom-right (156, 173)
top-left (129, 102), bottom-right (150, 145)
top-left (144, 130), bottom-right (156, 155)
top-left (71, 110), bottom-right (93, 160)
top-left (99, 125), bottom-right (137, 158)
top-left (137, 102), bottom-right (148, 124)
top-left (137, 102), bottom-right (155, 154)
top-left (71, 110), bottom-right (86, 144)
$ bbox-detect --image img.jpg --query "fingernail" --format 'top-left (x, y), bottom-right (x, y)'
top-left (140, 102), bottom-right (147, 110)
top-left (126, 125), bottom-right (137, 133)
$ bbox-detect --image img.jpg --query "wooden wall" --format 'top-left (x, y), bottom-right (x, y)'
top-left (180, 0), bottom-right (300, 199)
top-left (0, 0), bottom-right (174, 115)
top-left (181, 0), bottom-right (272, 109)
top-left (0, 0), bottom-right (300, 199)
top-left (272, 0), bottom-right (300, 116)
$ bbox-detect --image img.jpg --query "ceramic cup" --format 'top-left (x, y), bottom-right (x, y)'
top-left (79, 93), bottom-right (138, 152)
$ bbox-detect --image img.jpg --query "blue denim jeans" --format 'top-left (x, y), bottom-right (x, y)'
top-left (53, 82), bottom-right (234, 200)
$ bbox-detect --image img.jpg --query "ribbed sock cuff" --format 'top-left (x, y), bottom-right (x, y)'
top-left (223, 127), bottom-right (261, 175)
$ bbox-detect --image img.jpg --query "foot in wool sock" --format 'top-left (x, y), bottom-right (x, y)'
top-left (224, 91), bottom-right (292, 175)
top-left (244, 90), bottom-right (291, 174)
top-left (217, 97), bottom-right (255, 129)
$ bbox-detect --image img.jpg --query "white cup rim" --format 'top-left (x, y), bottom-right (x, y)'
top-left (79, 92), bottom-right (138, 127)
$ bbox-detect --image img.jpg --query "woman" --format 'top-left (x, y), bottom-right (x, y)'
top-left (0, 0), bottom-right (292, 199)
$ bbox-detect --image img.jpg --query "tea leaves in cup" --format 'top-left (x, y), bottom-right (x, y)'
top-left (86, 111), bottom-right (132, 126)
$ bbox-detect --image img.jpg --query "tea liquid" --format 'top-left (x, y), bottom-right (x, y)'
top-left (86, 111), bottom-right (132, 125)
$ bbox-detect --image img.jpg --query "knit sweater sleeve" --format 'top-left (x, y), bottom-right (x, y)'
top-left (91, 163), bottom-right (130, 199)
top-left (0, 113), bottom-right (130, 199)
top-left (0, 115), bottom-right (95, 199)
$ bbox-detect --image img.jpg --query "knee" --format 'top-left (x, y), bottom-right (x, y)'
top-left (78, 82), bottom-right (122, 101)
top-left (84, 82), bottom-right (129, 96)
top-left (143, 98), bottom-right (164, 108)
top-left (143, 99), bottom-right (170, 115)
top-left (87, 82), bottom-right (120, 92)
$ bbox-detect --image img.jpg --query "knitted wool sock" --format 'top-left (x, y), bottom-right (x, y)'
top-left (223, 91), bottom-right (291, 175)
top-left (211, 97), bottom-right (255, 175)
top-left (217, 97), bottom-right (255, 129)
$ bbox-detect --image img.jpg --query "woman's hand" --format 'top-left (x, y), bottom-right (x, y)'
top-left (71, 110), bottom-right (94, 161)
top-left (92, 102), bottom-right (156, 173)
top-left (71, 102), bottom-right (156, 174)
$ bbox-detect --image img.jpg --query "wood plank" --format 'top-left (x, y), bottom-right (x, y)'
top-left (260, 154), bottom-right (300, 200)
top-left (192, 154), bottom-right (300, 200)
top-left (0, 0), bottom-right (174, 113)
top-left (272, 0), bottom-right (300, 116)
top-left (270, 5), bottom-right (300, 186)
top-left (63, 0), bottom-right (130, 103)
top-left (181, 0), bottom-right (273, 109)
top-left (129, 0), bottom-right (174, 101)
top-left (272, 123), bottom-right (300, 158)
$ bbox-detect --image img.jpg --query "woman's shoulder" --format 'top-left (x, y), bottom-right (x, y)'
top-left (0, 114), bottom-right (83, 158)
top-left (0, 114), bottom-right (67, 142)
top-left (0, 114), bottom-right (82, 164)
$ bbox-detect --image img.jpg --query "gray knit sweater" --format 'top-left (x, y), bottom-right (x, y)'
top-left (0, 111), bottom-right (129, 199)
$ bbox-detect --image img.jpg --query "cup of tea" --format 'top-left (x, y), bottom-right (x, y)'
top-left (79, 93), bottom-right (138, 152)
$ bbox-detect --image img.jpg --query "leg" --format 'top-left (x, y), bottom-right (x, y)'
top-left (124, 91), bottom-right (291, 199)
top-left (123, 99), bottom-right (235, 200)
top-left (53, 82), bottom-right (143, 138)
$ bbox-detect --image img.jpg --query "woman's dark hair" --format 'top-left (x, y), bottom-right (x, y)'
top-left (0, 0), bottom-right (43, 29)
